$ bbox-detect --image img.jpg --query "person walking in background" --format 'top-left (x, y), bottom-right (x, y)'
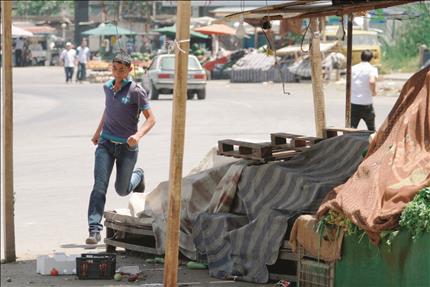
top-left (76, 39), bottom-right (90, 83)
top-left (15, 37), bottom-right (24, 67)
top-left (60, 42), bottom-right (76, 83)
top-left (351, 50), bottom-right (378, 131)
top-left (86, 52), bottom-right (156, 245)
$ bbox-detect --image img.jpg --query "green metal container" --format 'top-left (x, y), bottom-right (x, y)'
top-left (335, 231), bottom-right (430, 287)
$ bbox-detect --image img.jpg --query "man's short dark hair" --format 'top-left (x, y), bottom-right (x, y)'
top-left (361, 50), bottom-right (373, 62)
top-left (113, 52), bottom-right (132, 67)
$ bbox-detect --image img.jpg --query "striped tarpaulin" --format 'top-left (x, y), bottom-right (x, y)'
top-left (193, 133), bottom-right (369, 283)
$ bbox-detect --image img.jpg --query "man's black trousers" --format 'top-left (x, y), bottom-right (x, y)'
top-left (351, 103), bottom-right (375, 131)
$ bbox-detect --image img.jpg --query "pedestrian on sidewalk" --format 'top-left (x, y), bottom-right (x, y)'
top-left (14, 37), bottom-right (24, 67)
top-left (351, 49), bottom-right (378, 131)
top-left (76, 39), bottom-right (90, 83)
top-left (60, 42), bottom-right (77, 83)
top-left (86, 51), bottom-right (156, 245)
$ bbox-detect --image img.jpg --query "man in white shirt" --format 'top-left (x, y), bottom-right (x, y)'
top-left (15, 37), bottom-right (25, 66)
top-left (76, 39), bottom-right (90, 82)
top-left (351, 50), bottom-right (378, 131)
top-left (60, 42), bottom-right (77, 83)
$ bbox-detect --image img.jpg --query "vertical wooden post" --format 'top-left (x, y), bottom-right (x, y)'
top-left (163, 2), bottom-right (191, 286)
top-left (1, 0), bottom-right (16, 263)
top-left (309, 18), bottom-right (326, 138)
top-left (345, 14), bottom-right (353, 128)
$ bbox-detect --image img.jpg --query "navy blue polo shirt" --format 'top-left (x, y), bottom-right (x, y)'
top-left (101, 78), bottom-right (150, 143)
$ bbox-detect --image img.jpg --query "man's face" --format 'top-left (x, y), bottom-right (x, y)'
top-left (112, 61), bottom-right (131, 81)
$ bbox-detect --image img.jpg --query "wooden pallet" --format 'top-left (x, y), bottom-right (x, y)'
top-left (218, 139), bottom-right (273, 161)
top-left (324, 127), bottom-right (372, 138)
top-left (104, 211), bottom-right (160, 255)
top-left (271, 133), bottom-right (324, 147)
top-left (218, 139), bottom-right (305, 162)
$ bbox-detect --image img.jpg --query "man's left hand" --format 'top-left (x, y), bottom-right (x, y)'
top-left (127, 134), bottom-right (140, 147)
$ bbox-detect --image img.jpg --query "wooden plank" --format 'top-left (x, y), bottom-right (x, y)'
top-left (1, 0), bottom-right (16, 263)
top-left (345, 14), bottom-right (353, 128)
top-left (164, 2), bottom-right (191, 286)
top-left (278, 249), bottom-right (299, 261)
top-left (272, 150), bottom-right (301, 161)
top-left (324, 127), bottom-right (371, 138)
top-left (309, 17), bottom-right (327, 138)
top-left (104, 238), bottom-right (159, 255)
top-left (219, 139), bottom-right (272, 149)
top-left (104, 221), bottom-right (154, 236)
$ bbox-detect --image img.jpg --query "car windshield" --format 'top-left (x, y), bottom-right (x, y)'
top-left (160, 56), bottom-right (201, 70)
top-left (353, 35), bottom-right (379, 46)
top-left (326, 34), bottom-right (379, 46)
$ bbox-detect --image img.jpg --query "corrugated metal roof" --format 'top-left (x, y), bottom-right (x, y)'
top-left (223, 0), bottom-right (419, 22)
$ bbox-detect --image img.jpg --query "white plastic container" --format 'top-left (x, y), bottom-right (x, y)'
top-left (36, 252), bottom-right (79, 275)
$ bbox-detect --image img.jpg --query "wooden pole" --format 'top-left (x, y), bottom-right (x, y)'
top-left (309, 18), bottom-right (326, 138)
top-left (163, 2), bottom-right (191, 286)
top-left (1, 0), bottom-right (17, 263)
top-left (345, 14), bottom-right (353, 128)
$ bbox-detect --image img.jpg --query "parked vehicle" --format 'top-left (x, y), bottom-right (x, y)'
top-left (142, 54), bottom-right (207, 100)
top-left (325, 26), bottom-right (381, 67)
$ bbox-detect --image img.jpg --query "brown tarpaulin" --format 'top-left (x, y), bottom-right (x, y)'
top-left (317, 66), bottom-right (430, 244)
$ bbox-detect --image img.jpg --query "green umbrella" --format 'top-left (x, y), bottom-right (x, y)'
top-left (153, 25), bottom-right (209, 39)
top-left (82, 23), bottom-right (136, 36)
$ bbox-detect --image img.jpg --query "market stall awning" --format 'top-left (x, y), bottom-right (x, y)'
top-left (153, 25), bottom-right (209, 39)
top-left (18, 25), bottom-right (55, 35)
top-left (276, 41), bottom-right (339, 56)
top-left (0, 24), bottom-right (33, 37)
top-left (194, 24), bottom-right (237, 36)
top-left (82, 23), bottom-right (136, 36)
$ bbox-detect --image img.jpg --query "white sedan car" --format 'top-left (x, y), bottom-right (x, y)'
top-left (142, 54), bottom-right (207, 100)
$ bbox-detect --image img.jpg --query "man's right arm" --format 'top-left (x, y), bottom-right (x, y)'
top-left (369, 76), bottom-right (377, 97)
top-left (91, 110), bottom-right (105, 145)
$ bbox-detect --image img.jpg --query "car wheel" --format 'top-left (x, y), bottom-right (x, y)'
top-left (150, 83), bottom-right (159, 100)
top-left (187, 91), bottom-right (194, 100)
top-left (197, 89), bottom-right (206, 100)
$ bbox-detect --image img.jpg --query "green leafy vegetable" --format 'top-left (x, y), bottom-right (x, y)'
top-left (399, 187), bottom-right (430, 240)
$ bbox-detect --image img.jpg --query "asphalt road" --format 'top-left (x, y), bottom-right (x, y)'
top-left (0, 66), bottom-right (405, 285)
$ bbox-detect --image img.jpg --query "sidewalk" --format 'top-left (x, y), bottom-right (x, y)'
top-left (1, 250), bottom-right (273, 287)
top-left (379, 72), bottom-right (413, 82)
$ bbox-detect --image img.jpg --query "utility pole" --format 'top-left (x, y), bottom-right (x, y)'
top-left (1, 0), bottom-right (16, 263)
top-left (163, 2), bottom-right (191, 286)
top-left (345, 14), bottom-right (353, 128)
top-left (309, 18), bottom-right (326, 138)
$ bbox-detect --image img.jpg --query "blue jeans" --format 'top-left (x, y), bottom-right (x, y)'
top-left (65, 67), bottom-right (74, 82)
top-left (76, 63), bottom-right (86, 81)
top-left (88, 139), bottom-right (141, 233)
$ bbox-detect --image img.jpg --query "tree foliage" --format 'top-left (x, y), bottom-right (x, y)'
top-left (13, 0), bottom-right (74, 17)
top-left (382, 2), bottom-right (430, 70)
